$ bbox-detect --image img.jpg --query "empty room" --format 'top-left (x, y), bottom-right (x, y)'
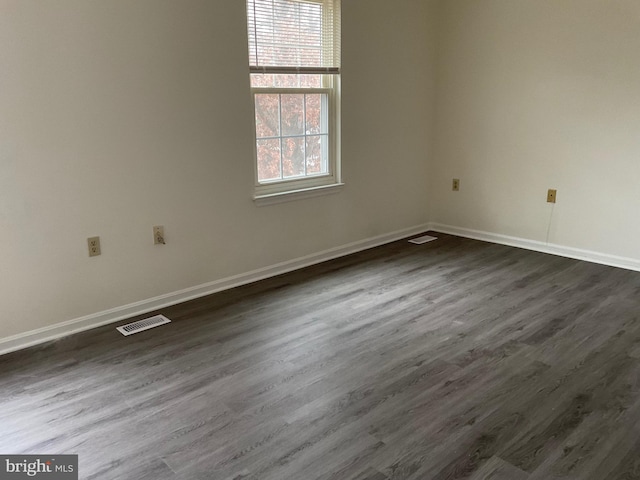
top-left (3, 0), bottom-right (640, 479)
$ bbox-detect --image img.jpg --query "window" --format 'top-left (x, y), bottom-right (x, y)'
top-left (246, 0), bottom-right (342, 202)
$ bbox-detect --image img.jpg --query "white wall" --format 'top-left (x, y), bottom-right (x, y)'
top-left (15, 0), bottom-right (640, 346)
top-left (431, 0), bottom-right (640, 259)
top-left (0, 0), bottom-right (434, 341)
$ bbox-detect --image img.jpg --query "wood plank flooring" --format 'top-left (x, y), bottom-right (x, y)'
top-left (2, 232), bottom-right (640, 479)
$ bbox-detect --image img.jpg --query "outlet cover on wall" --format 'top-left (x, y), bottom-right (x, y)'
top-left (87, 236), bottom-right (101, 257)
top-left (153, 226), bottom-right (165, 245)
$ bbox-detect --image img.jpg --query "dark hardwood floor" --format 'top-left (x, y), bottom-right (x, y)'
top-left (2, 232), bottom-right (640, 479)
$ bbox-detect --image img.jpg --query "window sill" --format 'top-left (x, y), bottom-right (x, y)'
top-left (253, 183), bottom-right (344, 207)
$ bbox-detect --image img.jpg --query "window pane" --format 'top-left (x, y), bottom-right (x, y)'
top-left (282, 137), bottom-right (305, 178)
top-left (305, 94), bottom-right (327, 135)
top-left (281, 94), bottom-right (304, 136)
top-left (251, 74), bottom-right (276, 88)
top-left (254, 89), bottom-right (331, 183)
top-left (306, 135), bottom-right (328, 174)
top-left (255, 94), bottom-right (280, 138)
top-left (275, 74), bottom-right (303, 88)
top-left (256, 138), bottom-right (281, 181)
top-left (299, 75), bottom-right (322, 88)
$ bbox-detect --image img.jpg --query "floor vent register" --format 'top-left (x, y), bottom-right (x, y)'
top-left (116, 314), bottom-right (171, 336)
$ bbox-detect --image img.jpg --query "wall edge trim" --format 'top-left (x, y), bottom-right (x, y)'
top-left (429, 222), bottom-right (640, 272)
top-left (0, 223), bottom-right (430, 356)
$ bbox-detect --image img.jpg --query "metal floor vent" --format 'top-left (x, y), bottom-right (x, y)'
top-left (409, 234), bottom-right (438, 245)
top-left (117, 314), bottom-right (171, 336)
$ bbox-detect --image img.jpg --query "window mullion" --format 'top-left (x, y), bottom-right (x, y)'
top-left (303, 94), bottom-right (307, 177)
top-left (278, 94), bottom-right (283, 180)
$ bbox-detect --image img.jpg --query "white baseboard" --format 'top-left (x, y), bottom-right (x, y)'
top-left (428, 222), bottom-right (640, 272)
top-left (7, 221), bottom-right (636, 356)
top-left (0, 223), bottom-right (431, 356)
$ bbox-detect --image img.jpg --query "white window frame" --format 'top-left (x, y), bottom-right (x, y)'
top-left (246, 0), bottom-right (342, 205)
top-left (251, 80), bottom-right (341, 202)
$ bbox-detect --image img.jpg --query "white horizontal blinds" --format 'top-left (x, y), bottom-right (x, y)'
top-left (247, 0), bottom-right (341, 74)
